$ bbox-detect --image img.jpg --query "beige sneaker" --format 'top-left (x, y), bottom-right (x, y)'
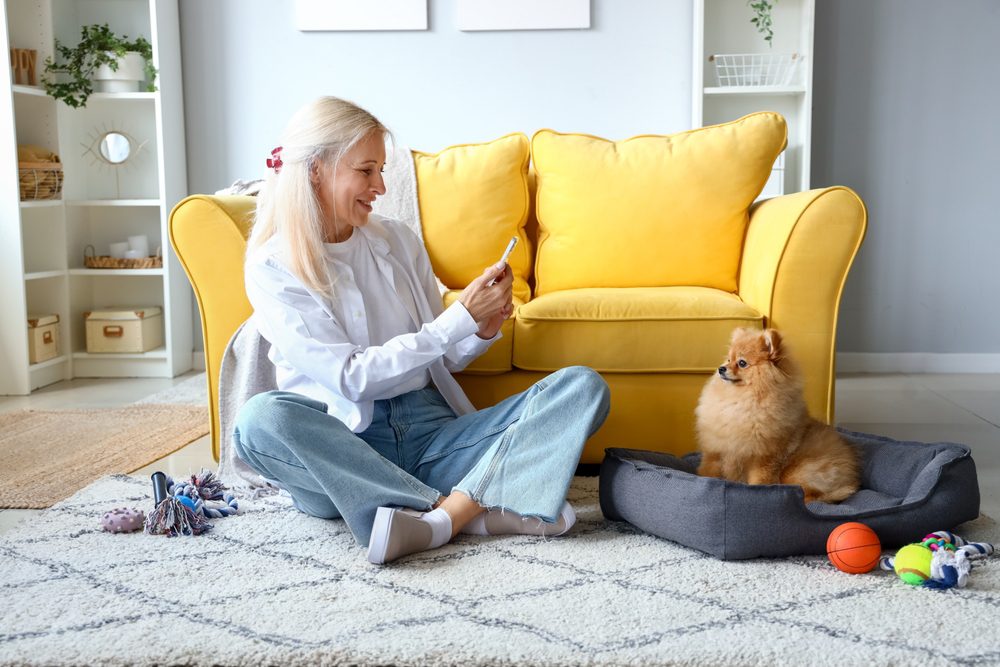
top-left (482, 502), bottom-right (576, 536)
top-left (367, 507), bottom-right (433, 565)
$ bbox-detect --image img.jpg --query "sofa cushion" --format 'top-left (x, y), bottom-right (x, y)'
top-left (414, 133), bottom-right (532, 304)
top-left (442, 291), bottom-right (525, 374)
top-left (531, 113), bottom-right (787, 295)
top-left (512, 286), bottom-right (763, 372)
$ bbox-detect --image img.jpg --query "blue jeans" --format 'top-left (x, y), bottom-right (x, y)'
top-left (233, 366), bottom-right (610, 546)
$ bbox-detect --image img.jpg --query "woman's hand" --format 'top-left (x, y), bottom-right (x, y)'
top-left (478, 299), bottom-right (514, 339)
top-left (458, 262), bottom-right (514, 339)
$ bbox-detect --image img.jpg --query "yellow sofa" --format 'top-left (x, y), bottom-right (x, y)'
top-left (170, 112), bottom-right (866, 464)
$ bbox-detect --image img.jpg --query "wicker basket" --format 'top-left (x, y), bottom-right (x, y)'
top-left (18, 161), bottom-right (64, 200)
top-left (84, 244), bottom-right (163, 269)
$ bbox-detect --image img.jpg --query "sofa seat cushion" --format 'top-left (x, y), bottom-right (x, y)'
top-left (531, 113), bottom-right (786, 295)
top-left (442, 291), bottom-right (525, 374)
top-left (512, 286), bottom-right (763, 372)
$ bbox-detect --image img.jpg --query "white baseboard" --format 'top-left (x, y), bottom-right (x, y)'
top-left (838, 353), bottom-right (1000, 374)
top-left (191, 351), bottom-right (206, 372)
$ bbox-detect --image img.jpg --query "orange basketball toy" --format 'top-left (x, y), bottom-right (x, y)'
top-left (827, 522), bottom-right (882, 574)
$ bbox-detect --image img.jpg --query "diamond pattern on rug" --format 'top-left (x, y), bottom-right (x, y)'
top-left (226, 577), bottom-right (455, 640)
top-left (767, 585), bottom-right (1000, 659)
top-left (1, 474), bottom-right (998, 666)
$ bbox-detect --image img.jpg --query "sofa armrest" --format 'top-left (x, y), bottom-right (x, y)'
top-left (169, 194), bottom-right (258, 461)
top-left (738, 187), bottom-right (867, 422)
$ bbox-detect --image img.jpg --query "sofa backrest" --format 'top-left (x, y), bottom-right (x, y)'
top-left (413, 133), bottom-right (534, 303)
top-left (412, 113), bottom-right (786, 299)
top-left (529, 112), bottom-right (787, 295)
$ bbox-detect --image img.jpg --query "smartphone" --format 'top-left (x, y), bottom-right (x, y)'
top-left (487, 236), bottom-right (518, 286)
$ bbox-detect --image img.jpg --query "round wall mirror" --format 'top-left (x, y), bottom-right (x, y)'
top-left (98, 131), bottom-right (132, 165)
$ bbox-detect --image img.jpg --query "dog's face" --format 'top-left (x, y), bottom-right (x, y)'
top-left (716, 328), bottom-right (785, 386)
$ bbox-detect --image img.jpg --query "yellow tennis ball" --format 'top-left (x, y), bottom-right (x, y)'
top-left (893, 544), bottom-right (933, 585)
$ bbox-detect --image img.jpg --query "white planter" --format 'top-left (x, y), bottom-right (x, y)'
top-left (92, 52), bottom-right (146, 93)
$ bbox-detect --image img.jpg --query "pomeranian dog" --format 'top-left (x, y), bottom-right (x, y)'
top-left (695, 327), bottom-right (860, 504)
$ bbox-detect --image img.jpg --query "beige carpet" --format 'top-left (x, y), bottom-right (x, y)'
top-left (0, 405), bottom-right (209, 509)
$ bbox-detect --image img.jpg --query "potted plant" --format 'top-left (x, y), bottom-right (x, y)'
top-left (41, 24), bottom-right (157, 108)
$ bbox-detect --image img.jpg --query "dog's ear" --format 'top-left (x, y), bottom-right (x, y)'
top-left (730, 327), bottom-right (750, 344)
top-left (762, 329), bottom-right (784, 360)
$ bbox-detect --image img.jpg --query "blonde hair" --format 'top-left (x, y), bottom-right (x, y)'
top-left (248, 96), bottom-right (388, 295)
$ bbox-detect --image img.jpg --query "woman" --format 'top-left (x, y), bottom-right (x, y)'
top-left (234, 97), bottom-right (609, 565)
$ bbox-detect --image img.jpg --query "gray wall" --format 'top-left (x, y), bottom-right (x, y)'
top-left (179, 0), bottom-right (1000, 356)
top-left (814, 0), bottom-right (1000, 354)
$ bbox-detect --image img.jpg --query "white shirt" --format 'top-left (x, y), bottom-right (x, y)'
top-left (323, 230), bottom-right (430, 394)
top-left (244, 215), bottom-right (498, 433)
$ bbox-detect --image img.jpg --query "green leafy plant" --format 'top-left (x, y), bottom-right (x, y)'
top-left (747, 0), bottom-right (777, 46)
top-left (41, 24), bottom-right (157, 108)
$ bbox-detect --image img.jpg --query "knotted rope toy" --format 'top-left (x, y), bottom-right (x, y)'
top-left (144, 470), bottom-right (238, 537)
top-left (169, 469), bottom-right (239, 519)
top-left (879, 530), bottom-right (994, 589)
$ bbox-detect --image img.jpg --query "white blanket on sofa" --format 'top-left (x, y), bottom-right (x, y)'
top-left (216, 319), bottom-right (278, 495)
top-left (373, 143), bottom-right (420, 234)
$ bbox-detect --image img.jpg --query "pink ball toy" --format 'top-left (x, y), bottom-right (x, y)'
top-left (100, 507), bottom-right (145, 533)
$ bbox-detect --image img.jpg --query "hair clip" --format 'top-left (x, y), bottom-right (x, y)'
top-left (266, 146), bottom-right (283, 174)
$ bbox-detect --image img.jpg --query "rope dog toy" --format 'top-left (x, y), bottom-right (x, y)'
top-left (879, 530), bottom-right (994, 589)
top-left (144, 471), bottom-right (210, 537)
top-left (168, 469), bottom-right (239, 518)
top-left (144, 470), bottom-right (238, 537)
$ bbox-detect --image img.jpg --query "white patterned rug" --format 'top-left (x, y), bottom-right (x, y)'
top-left (2, 475), bottom-right (999, 666)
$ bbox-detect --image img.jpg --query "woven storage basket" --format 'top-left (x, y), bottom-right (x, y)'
top-left (18, 161), bottom-right (64, 200)
top-left (83, 244), bottom-right (163, 269)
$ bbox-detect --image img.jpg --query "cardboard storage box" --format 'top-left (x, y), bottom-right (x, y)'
top-left (27, 313), bottom-right (60, 363)
top-left (84, 307), bottom-right (164, 353)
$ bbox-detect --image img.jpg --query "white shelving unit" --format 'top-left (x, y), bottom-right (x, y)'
top-left (0, 0), bottom-right (190, 394)
top-left (692, 0), bottom-right (815, 197)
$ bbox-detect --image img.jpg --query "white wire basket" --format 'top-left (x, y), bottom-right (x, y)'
top-left (710, 53), bottom-right (801, 87)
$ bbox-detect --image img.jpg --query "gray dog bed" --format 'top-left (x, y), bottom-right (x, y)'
top-left (599, 429), bottom-right (981, 560)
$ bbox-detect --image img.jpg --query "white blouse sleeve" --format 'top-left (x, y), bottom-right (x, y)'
top-left (411, 236), bottom-right (498, 372)
top-left (245, 255), bottom-right (480, 402)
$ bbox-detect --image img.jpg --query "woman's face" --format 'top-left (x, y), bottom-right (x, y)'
top-left (313, 131), bottom-right (386, 238)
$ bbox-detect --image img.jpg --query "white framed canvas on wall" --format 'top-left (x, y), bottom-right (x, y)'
top-left (294, 0), bottom-right (428, 31)
top-left (456, 0), bottom-right (591, 31)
